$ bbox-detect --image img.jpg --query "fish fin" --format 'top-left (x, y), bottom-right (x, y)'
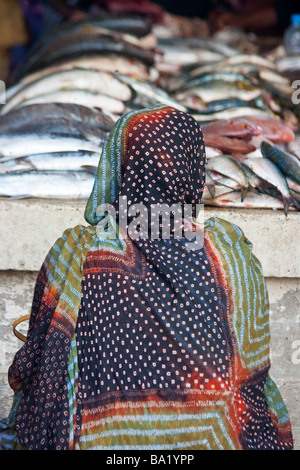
top-left (81, 165), bottom-right (97, 175)
top-left (290, 195), bottom-right (300, 210)
top-left (249, 185), bottom-right (261, 195)
top-left (207, 183), bottom-right (215, 199)
top-left (240, 187), bottom-right (249, 202)
top-left (282, 197), bottom-right (290, 216)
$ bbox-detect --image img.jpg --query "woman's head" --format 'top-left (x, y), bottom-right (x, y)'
top-left (85, 105), bottom-right (206, 229)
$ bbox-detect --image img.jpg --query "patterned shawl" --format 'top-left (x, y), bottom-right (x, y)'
top-left (1, 105), bottom-right (293, 450)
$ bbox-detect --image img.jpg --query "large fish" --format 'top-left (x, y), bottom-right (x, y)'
top-left (0, 103), bottom-right (114, 134)
top-left (0, 134), bottom-right (102, 161)
top-left (26, 32), bottom-right (154, 75)
top-left (19, 55), bottom-right (151, 86)
top-left (202, 191), bottom-right (289, 210)
top-left (242, 116), bottom-right (295, 143)
top-left (1, 69), bottom-right (133, 114)
top-left (243, 156), bottom-right (299, 214)
top-left (203, 135), bottom-right (256, 154)
top-left (0, 151), bottom-right (100, 173)
top-left (202, 117), bottom-right (261, 139)
top-left (261, 141), bottom-right (300, 185)
top-left (0, 170), bottom-right (94, 199)
top-left (16, 89), bottom-right (126, 115)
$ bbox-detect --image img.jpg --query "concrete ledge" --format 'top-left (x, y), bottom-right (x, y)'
top-left (0, 197), bottom-right (299, 276)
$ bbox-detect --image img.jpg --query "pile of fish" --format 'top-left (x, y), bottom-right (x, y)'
top-left (0, 12), bottom-right (300, 213)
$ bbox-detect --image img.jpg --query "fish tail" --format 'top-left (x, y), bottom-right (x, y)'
top-left (240, 186), bottom-right (249, 202)
top-left (290, 194), bottom-right (300, 211)
top-left (207, 183), bottom-right (215, 199)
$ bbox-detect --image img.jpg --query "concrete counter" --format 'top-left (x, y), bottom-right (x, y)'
top-left (0, 197), bottom-right (299, 276)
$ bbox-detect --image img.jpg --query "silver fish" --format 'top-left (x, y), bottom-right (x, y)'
top-left (0, 151), bottom-right (100, 173)
top-left (243, 156), bottom-right (299, 215)
top-left (115, 74), bottom-right (186, 111)
top-left (0, 170), bottom-right (94, 199)
top-left (0, 134), bottom-right (102, 162)
top-left (261, 141), bottom-right (300, 185)
top-left (1, 69), bottom-right (133, 114)
top-left (203, 191), bottom-right (289, 210)
top-left (206, 155), bottom-right (249, 201)
top-left (17, 89), bottom-right (126, 115)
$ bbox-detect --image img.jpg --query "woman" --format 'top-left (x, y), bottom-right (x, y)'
top-left (0, 105), bottom-right (293, 450)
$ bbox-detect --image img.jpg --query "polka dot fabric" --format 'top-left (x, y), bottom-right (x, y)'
top-left (3, 106), bottom-right (293, 450)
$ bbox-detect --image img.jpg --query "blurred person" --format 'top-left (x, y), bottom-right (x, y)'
top-left (212, 0), bottom-right (300, 32)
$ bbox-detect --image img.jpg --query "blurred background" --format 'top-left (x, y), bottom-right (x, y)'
top-left (0, 0), bottom-right (299, 82)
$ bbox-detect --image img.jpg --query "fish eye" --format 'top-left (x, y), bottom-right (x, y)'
top-left (242, 124), bottom-right (249, 129)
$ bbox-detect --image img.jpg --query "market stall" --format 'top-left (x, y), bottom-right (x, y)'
top-left (0, 2), bottom-right (299, 448)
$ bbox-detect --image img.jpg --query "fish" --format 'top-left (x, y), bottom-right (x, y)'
top-left (191, 107), bottom-right (275, 122)
top-left (242, 116), bottom-right (295, 143)
top-left (26, 33), bottom-right (154, 75)
top-left (0, 134), bottom-right (102, 162)
top-left (0, 170), bottom-right (94, 199)
top-left (0, 103), bottom-right (114, 133)
top-left (0, 113), bottom-right (109, 147)
top-left (243, 155), bottom-right (299, 215)
top-left (202, 117), bottom-right (261, 139)
top-left (18, 55), bottom-right (151, 86)
top-left (206, 155), bottom-right (249, 200)
top-left (1, 69), bottom-right (133, 115)
top-left (202, 184), bottom-right (234, 200)
top-left (287, 138), bottom-right (300, 161)
top-left (0, 151), bottom-right (100, 173)
top-left (203, 135), bottom-right (256, 154)
top-left (202, 191), bottom-right (290, 210)
top-left (260, 141), bottom-right (300, 184)
top-left (286, 177), bottom-right (300, 194)
top-left (198, 96), bottom-right (270, 114)
top-left (175, 72), bottom-right (259, 93)
top-left (175, 82), bottom-right (262, 106)
top-left (16, 89), bottom-right (126, 115)
top-left (115, 74), bottom-right (187, 111)
top-left (156, 43), bottom-right (224, 67)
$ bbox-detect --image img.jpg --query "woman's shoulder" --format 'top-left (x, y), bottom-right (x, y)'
top-left (204, 216), bottom-right (253, 250)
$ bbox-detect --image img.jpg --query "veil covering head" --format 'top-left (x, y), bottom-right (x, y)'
top-left (84, 104), bottom-right (206, 231)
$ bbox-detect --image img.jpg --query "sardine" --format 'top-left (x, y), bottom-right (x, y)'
top-left (243, 155), bottom-right (299, 214)
top-left (1, 69), bottom-right (133, 115)
top-left (0, 170), bottom-right (94, 199)
top-left (261, 141), bottom-right (300, 184)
